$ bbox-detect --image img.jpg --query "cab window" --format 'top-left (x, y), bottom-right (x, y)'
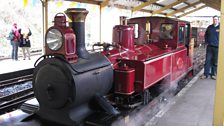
top-left (185, 24), bottom-right (190, 45)
top-left (178, 26), bottom-right (185, 43)
top-left (160, 24), bottom-right (173, 39)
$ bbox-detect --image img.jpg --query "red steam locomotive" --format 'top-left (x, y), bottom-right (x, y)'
top-left (1, 8), bottom-right (194, 126)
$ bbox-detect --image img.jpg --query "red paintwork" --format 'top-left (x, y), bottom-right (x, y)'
top-left (171, 48), bottom-right (188, 81)
top-left (64, 32), bottom-right (77, 62)
top-left (102, 16), bottom-right (193, 94)
top-left (113, 25), bottom-right (135, 51)
top-left (114, 65), bottom-right (135, 95)
top-left (119, 53), bottom-right (172, 92)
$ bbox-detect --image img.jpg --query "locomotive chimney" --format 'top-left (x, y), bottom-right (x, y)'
top-left (65, 8), bottom-right (90, 59)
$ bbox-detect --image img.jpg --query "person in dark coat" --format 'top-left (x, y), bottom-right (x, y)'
top-left (19, 28), bottom-right (32, 60)
top-left (201, 15), bottom-right (220, 80)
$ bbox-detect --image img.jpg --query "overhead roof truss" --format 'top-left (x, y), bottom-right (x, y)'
top-left (177, 4), bottom-right (207, 18)
top-left (152, 0), bottom-right (187, 15)
top-left (166, 1), bottom-right (201, 17)
top-left (48, 0), bottom-right (221, 18)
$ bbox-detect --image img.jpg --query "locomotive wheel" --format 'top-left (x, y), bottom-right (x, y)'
top-left (143, 90), bottom-right (151, 105)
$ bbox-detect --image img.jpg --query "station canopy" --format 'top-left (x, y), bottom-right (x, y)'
top-left (63, 0), bottom-right (220, 18)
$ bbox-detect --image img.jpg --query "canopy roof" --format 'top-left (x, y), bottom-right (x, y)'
top-left (61, 0), bottom-right (220, 18)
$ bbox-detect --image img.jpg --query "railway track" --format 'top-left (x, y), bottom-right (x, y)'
top-left (0, 68), bottom-right (34, 114)
top-left (193, 47), bottom-right (206, 75)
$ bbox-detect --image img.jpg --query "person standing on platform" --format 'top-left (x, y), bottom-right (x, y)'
top-left (11, 23), bottom-right (20, 61)
top-left (6, 29), bottom-right (15, 56)
top-left (19, 28), bottom-right (32, 60)
top-left (201, 15), bottom-right (220, 80)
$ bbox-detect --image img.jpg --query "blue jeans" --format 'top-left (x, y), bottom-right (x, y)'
top-left (204, 45), bottom-right (218, 77)
top-left (11, 41), bottom-right (19, 60)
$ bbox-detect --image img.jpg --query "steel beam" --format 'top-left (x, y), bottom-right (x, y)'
top-left (166, 1), bottom-right (201, 17)
top-left (101, 0), bottom-right (110, 8)
top-left (200, 0), bottom-right (220, 10)
top-left (132, 0), bottom-right (158, 12)
top-left (177, 5), bottom-right (206, 18)
top-left (152, 0), bottom-right (187, 15)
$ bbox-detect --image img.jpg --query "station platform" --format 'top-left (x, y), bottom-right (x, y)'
top-left (0, 54), bottom-right (42, 74)
top-left (146, 70), bottom-right (216, 126)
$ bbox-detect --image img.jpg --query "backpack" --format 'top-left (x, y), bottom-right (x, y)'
top-left (6, 31), bottom-right (14, 41)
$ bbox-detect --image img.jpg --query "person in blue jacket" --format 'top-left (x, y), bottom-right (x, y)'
top-left (201, 15), bottom-right (220, 80)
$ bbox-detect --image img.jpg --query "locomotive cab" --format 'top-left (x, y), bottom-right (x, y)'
top-left (127, 17), bottom-right (192, 50)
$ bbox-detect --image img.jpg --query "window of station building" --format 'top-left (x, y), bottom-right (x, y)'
top-left (178, 26), bottom-right (185, 43)
top-left (129, 23), bottom-right (139, 39)
top-left (160, 24), bottom-right (173, 39)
